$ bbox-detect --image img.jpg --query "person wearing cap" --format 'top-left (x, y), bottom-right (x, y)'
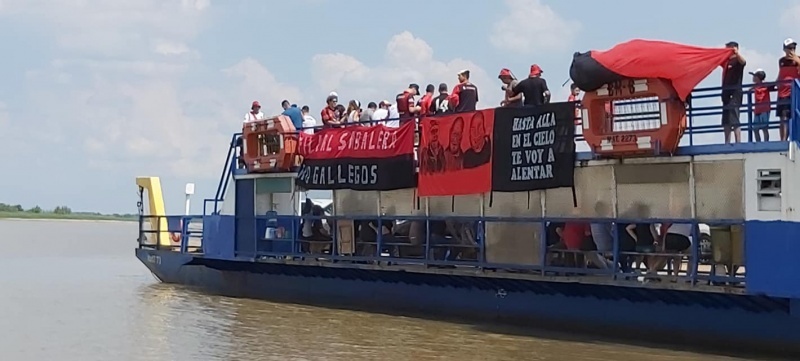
top-left (418, 84), bottom-right (435, 116)
top-left (776, 38), bottom-right (800, 141)
top-left (431, 83), bottom-right (450, 115)
top-left (448, 69), bottom-right (479, 112)
top-left (499, 68), bottom-right (522, 107)
top-left (321, 94), bottom-right (342, 128)
top-left (244, 100), bottom-right (264, 123)
top-left (721, 41), bottom-right (746, 144)
top-left (749, 69), bottom-right (771, 142)
top-left (510, 64), bottom-right (550, 106)
top-left (281, 100), bottom-right (304, 130)
top-left (396, 83), bottom-right (421, 121)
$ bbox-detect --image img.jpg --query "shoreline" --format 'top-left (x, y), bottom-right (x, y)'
top-left (0, 217), bottom-right (136, 223)
top-left (0, 212), bottom-right (137, 223)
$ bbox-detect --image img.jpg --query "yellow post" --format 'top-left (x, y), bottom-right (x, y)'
top-left (135, 177), bottom-right (171, 248)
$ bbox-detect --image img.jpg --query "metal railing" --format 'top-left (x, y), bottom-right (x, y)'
top-left (138, 215), bottom-right (204, 253)
top-left (240, 214), bottom-right (745, 287)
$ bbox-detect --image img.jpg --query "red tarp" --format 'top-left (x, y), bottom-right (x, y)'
top-left (591, 39), bottom-right (734, 100)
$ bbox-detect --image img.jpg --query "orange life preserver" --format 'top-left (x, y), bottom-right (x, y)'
top-left (581, 78), bottom-right (686, 157)
top-left (241, 115), bottom-right (300, 172)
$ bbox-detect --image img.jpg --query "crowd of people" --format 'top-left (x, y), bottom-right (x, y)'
top-left (243, 65), bottom-right (559, 134)
top-left (243, 37), bottom-right (800, 144)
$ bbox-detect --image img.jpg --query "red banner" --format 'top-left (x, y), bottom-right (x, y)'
top-left (298, 122), bottom-right (415, 160)
top-left (418, 109), bottom-right (495, 196)
top-left (296, 122), bottom-right (416, 191)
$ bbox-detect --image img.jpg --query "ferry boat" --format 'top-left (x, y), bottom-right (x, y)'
top-left (134, 40), bottom-right (800, 356)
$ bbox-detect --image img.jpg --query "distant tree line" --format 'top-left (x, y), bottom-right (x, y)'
top-left (0, 202), bottom-right (135, 218)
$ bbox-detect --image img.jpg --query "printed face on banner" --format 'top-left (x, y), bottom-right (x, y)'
top-left (418, 109), bottom-right (495, 197)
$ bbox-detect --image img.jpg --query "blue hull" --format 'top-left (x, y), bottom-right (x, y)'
top-left (137, 248), bottom-right (800, 357)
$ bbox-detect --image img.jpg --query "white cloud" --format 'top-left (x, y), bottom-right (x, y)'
top-left (490, 0), bottom-right (580, 54)
top-left (739, 47), bottom-right (782, 79)
top-left (153, 40), bottom-right (192, 57)
top-left (223, 58), bottom-right (305, 115)
top-left (311, 31), bottom-right (500, 109)
top-left (1, 0), bottom-right (209, 57)
top-left (781, 4), bottom-right (800, 30)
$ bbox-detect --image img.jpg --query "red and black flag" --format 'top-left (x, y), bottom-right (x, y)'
top-left (569, 39), bottom-right (733, 101)
top-left (296, 122), bottom-right (416, 191)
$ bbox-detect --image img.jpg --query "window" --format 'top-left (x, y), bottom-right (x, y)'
top-left (756, 169), bottom-right (781, 212)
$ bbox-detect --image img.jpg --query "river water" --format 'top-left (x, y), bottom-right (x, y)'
top-left (0, 219), bottom-right (772, 360)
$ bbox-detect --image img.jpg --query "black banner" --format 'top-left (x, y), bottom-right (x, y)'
top-left (490, 103), bottom-right (576, 192)
top-left (296, 156), bottom-right (416, 190)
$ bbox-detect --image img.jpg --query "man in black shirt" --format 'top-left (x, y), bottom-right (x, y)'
top-left (431, 83), bottom-right (450, 115)
top-left (721, 41), bottom-right (746, 144)
top-left (511, 64), bottom-right (551, 106)
top-left (450, 69), bottom-right (478, 112)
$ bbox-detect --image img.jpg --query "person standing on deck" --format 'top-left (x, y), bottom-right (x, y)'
top-left (321, 94), bottom-right (343, 129)
top-left (499, 68), bottom-right (522, 107)
top-left (721, 41), bottom-right (746, 144)
top-left (749, 69), bottom-right (771, 142)
top-left (419, 84), bottom-right (435, 116)
top-left (300, 105), bottom-right (317, 134)
top-left (396, 83), bottom-right (421, 122)
top-left (776, 38), bottom-right (800, 141)
top-left (511, 64), bottom-right (550, 106)
top-left (244, 101), bottom-right (264, 123)
top-left (431, 83), bottom-right (451, 115)
top-left (568, 83), bottom-right (582, 125)
top-left (448, 70), bottom-right (479, 112)
top-left (281, 100), bottom-right (304, 130)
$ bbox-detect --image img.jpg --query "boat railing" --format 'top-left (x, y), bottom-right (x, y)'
top-left (138, 215), bottom-right (204, 253)
top-left (237, 214), bottom-right (746, 288)
top-left (227, 79), bottom-right (798, 180)
top-left (204, 133), bottom-right (241, 215)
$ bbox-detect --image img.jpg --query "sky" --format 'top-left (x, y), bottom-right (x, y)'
top-left (0, 0), bottom-right (798, 214)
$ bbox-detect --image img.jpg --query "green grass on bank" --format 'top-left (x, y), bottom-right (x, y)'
top-left (0, 211), bottom-right (137, 222)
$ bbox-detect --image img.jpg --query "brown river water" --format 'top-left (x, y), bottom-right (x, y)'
top-left (0, 219), bottom-right (776, 360)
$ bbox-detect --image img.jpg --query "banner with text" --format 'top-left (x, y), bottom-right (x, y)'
top-left (418, 109), bottom-right (495, 196)
top-left (296, 122), bottom-right (416, 190)
top-left (491, 103), bottom-right (576, 192)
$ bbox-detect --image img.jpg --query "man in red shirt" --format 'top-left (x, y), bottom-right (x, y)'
top-left (750, 69), bottom-right (771, 142)
top-left (320, 94), bottom-right (341, 128)
top-left (776, 38), bottom-right (800, 141)
top-left (396, 83), bottom-right (420, 120)
top-left (448, 69), bottom-right (479, 113)
top-left (418, 84), bottom-right (435, 116)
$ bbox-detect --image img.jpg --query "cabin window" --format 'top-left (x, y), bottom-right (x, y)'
top-left (756, 169), bottom-right (781, 212)
top-left (609, 96), bottom-right (661, 132)
top-left (259, 133), bottom-right (282, 156)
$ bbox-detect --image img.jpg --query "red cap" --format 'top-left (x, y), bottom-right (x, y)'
top-left (252, 101), bottom-right (261, 108)
top-left (529, 64), bottom-right (543, 76)
top-left (498, 68), bottom-right (512, 79)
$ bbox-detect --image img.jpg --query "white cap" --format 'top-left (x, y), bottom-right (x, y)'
top-left (784, 38), bottom-right (797, 48)
top-left (380, 100), bottom-right (392, 106)
top-left (329, 91), bottom-right (338, 97)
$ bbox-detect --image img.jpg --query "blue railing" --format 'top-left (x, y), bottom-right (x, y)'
top-left (792, 79), bottom-right (800, 146)
top-left (204, 133), bottom-right (241, 215)
top-left (230, 81), bottom-right (796, 178)
top-left (230, 214), bottom-right (745, 287)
